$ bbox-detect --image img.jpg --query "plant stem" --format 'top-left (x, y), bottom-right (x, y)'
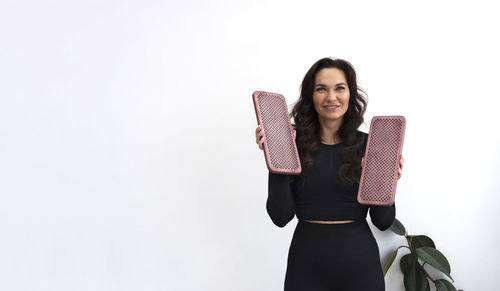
top-left (405, 234), bottom-right (413, 250)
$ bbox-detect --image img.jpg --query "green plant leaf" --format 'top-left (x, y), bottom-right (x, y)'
top-left (410, 235), bottom-right (436, 249)
top-left (400, 254), bottom-right (415, 274)
top-left (415, 247), bottom-right (453, 282)
top-left (403, 257), bottom-right (428, 291)
top-left (417, 263), bottom-right (431, 291)
top-left (383, 248), bottom-right (399, 276)
top-left (435, 279), bottom-right (457, 291)
top-left (390, 217), bottom-right (406, 235)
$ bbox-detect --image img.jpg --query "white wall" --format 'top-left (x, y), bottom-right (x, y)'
top-left (1, 0), bottom-right (499, 290)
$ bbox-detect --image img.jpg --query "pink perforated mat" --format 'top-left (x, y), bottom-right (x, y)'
top-left (358, 116), bottom-right (406, 206)
top-left (253, 91), bottom-right (301, 175)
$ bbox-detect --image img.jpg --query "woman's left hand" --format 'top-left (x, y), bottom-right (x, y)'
top-left (397, 154), bottom-right (404, 180)
top-left (361, 154), bottom-right (405, 180)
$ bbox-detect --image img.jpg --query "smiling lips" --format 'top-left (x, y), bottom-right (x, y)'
top-left (324, 105), bottom-right (340, 111)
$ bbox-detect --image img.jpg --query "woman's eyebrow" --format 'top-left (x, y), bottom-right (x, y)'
top-left (315, 82), bottom-right (347, 87)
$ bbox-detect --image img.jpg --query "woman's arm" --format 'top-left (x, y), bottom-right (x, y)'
top-left (369, 203), bottom-right (396, 231)
top-left (266, 171), bottom-right (296, 227)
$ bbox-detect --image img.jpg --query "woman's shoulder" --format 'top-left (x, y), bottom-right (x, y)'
top-left (356, 130), bottom-right (368, 152)
top-left (355, 130), bottom-right (368, 140)
top-left (356, 129), bottom-right (368, 136)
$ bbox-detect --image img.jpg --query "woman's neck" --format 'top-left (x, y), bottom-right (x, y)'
top-left (319, 117), bottom-right (343, 144)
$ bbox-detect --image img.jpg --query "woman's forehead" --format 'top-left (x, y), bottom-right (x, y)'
top-left (315, 68), bottom-right (347, 85)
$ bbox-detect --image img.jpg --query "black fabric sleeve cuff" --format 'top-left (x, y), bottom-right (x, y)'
top-left (369, 203), bottom-right (396, 231)
top-left (266, 171), bottom-right (296, 227)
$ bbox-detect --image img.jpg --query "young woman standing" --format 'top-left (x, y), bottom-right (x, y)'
top-left (255, 57), bottom-right (404, 291)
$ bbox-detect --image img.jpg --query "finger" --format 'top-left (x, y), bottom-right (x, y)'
top-left (256, 124), bottom-right (262, 132)
top-left (258, 137), bottom-right (265, 150)
top-left (398, 154), bottom-right (403, 179)
top-left (255, 128), bottom-right (264, 143)
top-left (256, 125), bottom-right (263, 136)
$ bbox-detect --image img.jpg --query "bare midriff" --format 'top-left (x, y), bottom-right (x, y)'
top-left (303, 220), bottom-right (355, 224)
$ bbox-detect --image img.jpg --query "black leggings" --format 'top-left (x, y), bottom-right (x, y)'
top-left (284, 219), bottom-right (385, 291)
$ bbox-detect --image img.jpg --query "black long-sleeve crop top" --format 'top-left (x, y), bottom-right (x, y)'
top-left (266, 131), bottom-right (396, 231)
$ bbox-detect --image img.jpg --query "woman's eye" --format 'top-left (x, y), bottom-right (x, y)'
top-left (316, 87), bottom-right (326, 92)
top-left (336, 87), bottom-right (345, 91)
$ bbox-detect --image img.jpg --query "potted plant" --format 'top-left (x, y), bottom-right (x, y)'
top-left (383, 218), bottom-right (464, 291)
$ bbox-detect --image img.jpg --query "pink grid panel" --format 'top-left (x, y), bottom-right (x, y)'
top-left (253, 91), bottom-right (301, 175)
top-left (358, 116), bottom-right (406, 206)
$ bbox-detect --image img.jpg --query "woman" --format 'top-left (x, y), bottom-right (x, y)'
top-left (255, 57), bottom-right (404, 291)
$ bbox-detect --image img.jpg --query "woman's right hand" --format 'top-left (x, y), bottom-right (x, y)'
top-left (255, 125), bottom-right (265, 150)
top-left (255, 125), bottom-right (296, 150)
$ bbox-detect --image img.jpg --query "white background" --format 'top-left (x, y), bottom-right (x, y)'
top-left (1, 0), bottom-right (499, 290)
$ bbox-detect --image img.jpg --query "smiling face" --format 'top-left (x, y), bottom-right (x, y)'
top-left (312, 67), bottom-right (350, 124)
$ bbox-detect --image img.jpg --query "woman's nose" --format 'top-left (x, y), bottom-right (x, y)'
top-left (326, 90), bottom-right (337, 100)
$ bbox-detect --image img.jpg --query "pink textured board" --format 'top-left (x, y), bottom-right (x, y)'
top-left (358, 116), bottom-right (406, 206)
top-left (253, 91), bottom-right (302, 175)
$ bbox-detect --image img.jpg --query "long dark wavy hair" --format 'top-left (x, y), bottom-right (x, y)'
top-left (290, 57), bottom-right (368, 185)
